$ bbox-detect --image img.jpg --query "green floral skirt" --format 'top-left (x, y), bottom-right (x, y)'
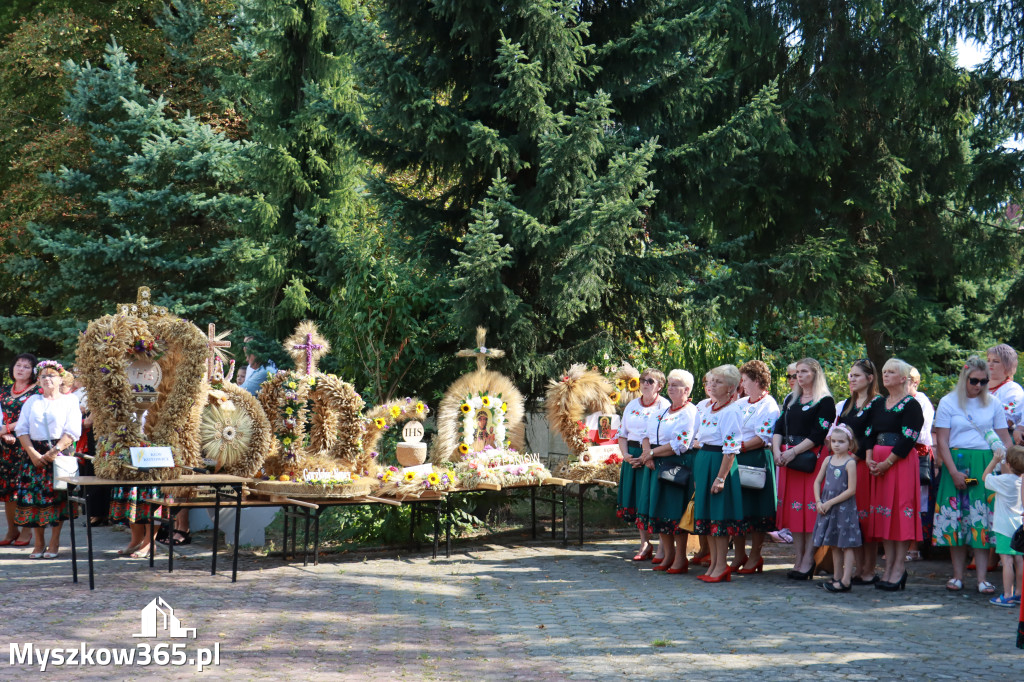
top-left (932, 448), bottom-right (993, 549)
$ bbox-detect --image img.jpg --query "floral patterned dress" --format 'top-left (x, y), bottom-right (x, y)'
top-left (1, 383), bottom-right (40, 501)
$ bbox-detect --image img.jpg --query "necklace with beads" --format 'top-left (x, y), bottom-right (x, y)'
top-left (669, 399), bottom-right (691, 413)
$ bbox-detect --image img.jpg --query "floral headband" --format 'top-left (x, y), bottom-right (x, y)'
top-left (35, 359), bottom-right (65, 376)
top-left (829, 423), bottom-right (854, 440)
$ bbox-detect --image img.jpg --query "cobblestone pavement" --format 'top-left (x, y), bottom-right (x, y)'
top-left (1, 516), bottom-right (1021, 680)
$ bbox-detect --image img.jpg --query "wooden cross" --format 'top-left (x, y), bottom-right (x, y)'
top-left (115, 286), bottom-right (169, 319)
top-left (284, 322), bottom-right (330, 376)
top-left (206, 323), bottom-right (232, 381)
top-left (456, 327), bottom-right (505, 372)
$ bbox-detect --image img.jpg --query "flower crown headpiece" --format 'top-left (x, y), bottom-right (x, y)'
top-left (829, 422), bottom-right (854, 440)
top-left (35, 359), bottom-right (65, 376)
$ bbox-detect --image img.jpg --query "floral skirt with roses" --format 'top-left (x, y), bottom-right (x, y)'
top-left (932, 448), bottom-right (994, 549)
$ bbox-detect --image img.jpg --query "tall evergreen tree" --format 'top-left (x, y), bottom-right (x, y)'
top-left (0, 41), bottom-right (266, 360)
top-left (226, 0), bottom-right (367, 340)
top-left (334, 0), bottom-right (775, 394)
top-left (699, 0), bottom-right (1021, 371)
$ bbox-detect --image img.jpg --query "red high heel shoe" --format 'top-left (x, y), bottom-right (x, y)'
top-left (729, 555), bottom-right (749, 570)
top-left (632, 548), bottom-right (653, 561)
top-left (700, 568), bottom-right (732, 583)
top-left (692, 553), bottom-right (711, 566)
top-left (734, 557), bottom-right (764, 575)
top-left (652, 556), bottom-right (663, 564)
top-left (666, 561), bottom-right (689, 575)
top-left (652, 563), bottom-right (670, 571)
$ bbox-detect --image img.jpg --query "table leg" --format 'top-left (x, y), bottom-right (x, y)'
top-left (302, 507), bottom-right (311, 567)
top-left (432, 500), bottom-right (440, 560)
top-left (551, 488), bottom-right (556, 539)
top-left (578, 484), bottom-right (586, 546)
top-left (313, 508), bottom-right (321, 567)
top-left (231, 484), bottom-right (242, 582)
top-left (149, 515), bottom-right (155, 568)
top-left (531, 487), bottom-right (537, 539)
top-left (85, 489), bottom-right (95, 590)
top-left (282, 505), bottom-right (289, 560)
top-left (68, 483), bottom-right (79, 585)
top-left (167, 505), bottom-right (176, 574)
top-left (445, 495), bottom-right (452, 559)
top-left (561, 487), bottom-right (567, 546)
top-left (211, 491), bottom-right (220, 575)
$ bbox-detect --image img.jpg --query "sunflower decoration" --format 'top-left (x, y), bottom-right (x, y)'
top-left (612, 362), bottom-right (641, 407)
top-left (609, 391), bottom-right (620, 403)
top-left (460, 402), bottom-right (471, 414)
top-left (415, 401), bottom-right (426, 415)
top-left (616, 378), bottom-right (626, 390)
top-left (458, 443), bottom-right (470, 455)
top-left (427, 471), bottom-right (441, 486)
top-left (403, 470), bottom-right (417, 483)
top-left (481, 396), bottom-right (491, 407)
top-left (627, 377), bottom-right (640, 392)
top-left (390, 405), bottom-right (402, 418)
top-left (374, 417), bottom-right (387, 429)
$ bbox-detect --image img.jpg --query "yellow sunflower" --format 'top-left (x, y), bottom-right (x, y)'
top-left (415, 401), bottom-right (426, 414)
top-left (460, 403), bottom-right (471, 414)
top-left (403, 471), bottom-right (416, 483)
top-left (500, 402), bottom-right (508, 412)
top-left (627, 377), bottom-right (640, 392)
top-left (373, 417), bottom-right (387, 429)
top-left (382, 471), bottom-right (392, 483)
top-left (481, 396), bottom-right (491, 407)
top-left (609, 391), bottom-right (620, 403)
top-left (458, 443), bottom-right (470, 455)
top-left (616, 378), bottom-right (626, 390)
top-left (427, 472), bottom-right (440, 486)
top-left (390, 405), bottom-right (402, 418)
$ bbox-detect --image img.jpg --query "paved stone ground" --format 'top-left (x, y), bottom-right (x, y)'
top-left (1, 514), bottom-right (1021, 680)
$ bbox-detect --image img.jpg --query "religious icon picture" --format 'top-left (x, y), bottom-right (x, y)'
top-left (472, 409), bottom-right (497, 452)
top-left (585, 411), bottom-right (620, 444)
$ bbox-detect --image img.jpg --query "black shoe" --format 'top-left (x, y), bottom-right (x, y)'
top-left (851, 574), bottom-right (879, 585)
top-left (787, 567), bottom-right (813, 581)
top-left (823, 580), bottom-right (852, 593)
top-left (875, 571), bottom-right (908, 592)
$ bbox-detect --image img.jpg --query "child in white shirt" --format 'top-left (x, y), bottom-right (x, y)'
top-left (983, 445), bottom-right (1024, 606)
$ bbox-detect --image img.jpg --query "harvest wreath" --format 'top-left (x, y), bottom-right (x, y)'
top-left (76, 287), bottom-right (208, 481)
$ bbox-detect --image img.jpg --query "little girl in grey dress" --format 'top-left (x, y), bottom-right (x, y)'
top-left (813, 424), bottom-right (862, 591)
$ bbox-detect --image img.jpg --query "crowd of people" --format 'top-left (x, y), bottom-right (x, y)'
top-left (615, 349), bottom-right (1024, 646)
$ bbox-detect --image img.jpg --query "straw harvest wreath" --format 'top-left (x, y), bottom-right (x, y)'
top-left (76, 287), bottom-right (208, 481)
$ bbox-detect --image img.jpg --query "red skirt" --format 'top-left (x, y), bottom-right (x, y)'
top-left (854, 457), bottom-right (871, 538)
top-left (865, 445), bottom-right (922, 542)
top-left (776, 444), bottom-right (823, 533)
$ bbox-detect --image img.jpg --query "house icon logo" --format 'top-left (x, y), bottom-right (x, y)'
top-left (133, 597), bottom-right (197, 639)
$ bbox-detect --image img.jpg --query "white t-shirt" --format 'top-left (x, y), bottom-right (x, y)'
top-left (990, 380), bottom-right (1024, 429)
top-left (736, 394), bottom-right (780, 445)
top-left (933, 394), bottom-right (1004, 451)
top-left (913, 392), bottom-right (935, 447)
top-left (984, 472), bottom-right (1023, 537)
top-left (619, 396), bottom-right (670, 442)
top-left (14, 393), bottom-right (83, 442)
top-left (694, 401), bottom-right (742, 455)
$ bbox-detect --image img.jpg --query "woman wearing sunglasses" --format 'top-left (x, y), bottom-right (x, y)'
top-left (932, 356), bottom-right (1012, 593)
top-left (617, 368), bottom-right (669, 560)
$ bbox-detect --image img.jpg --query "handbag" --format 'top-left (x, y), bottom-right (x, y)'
top-left (919, 454), bottom-right (932, 485)
top-left (738, 464), bottom-right (766, 489)
top-left (781, 402), bottom-right (817, 473)
top-left (680, 496), bottom-right (695, 533)
top-left (658, 461), bottom-right (690, 488)
top-left (1011, 525), bottom-right (1024, 553)
top-left (786, 450), bottom-right (817, 473)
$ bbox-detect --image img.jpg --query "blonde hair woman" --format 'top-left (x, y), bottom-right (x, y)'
top-left (617, 368), bottom-right (670, 561)
top-left (772, 358), bottom-right (835, 579)
top-left (641, 369), bottom-right (699, 574)
top-left (692, 365), bottom-right (745, 582)
top-left (864, 359), bottom-right (925, 591)
top-left (932, 356), bottom-right (1012, 593)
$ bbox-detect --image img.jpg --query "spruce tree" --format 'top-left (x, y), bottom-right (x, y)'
top-left (333, 1), bottom-right (771, 393)
top-left (0, 40), bottom-right (265, 360)
top-left (226, 0), bottom-right (367, 340)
